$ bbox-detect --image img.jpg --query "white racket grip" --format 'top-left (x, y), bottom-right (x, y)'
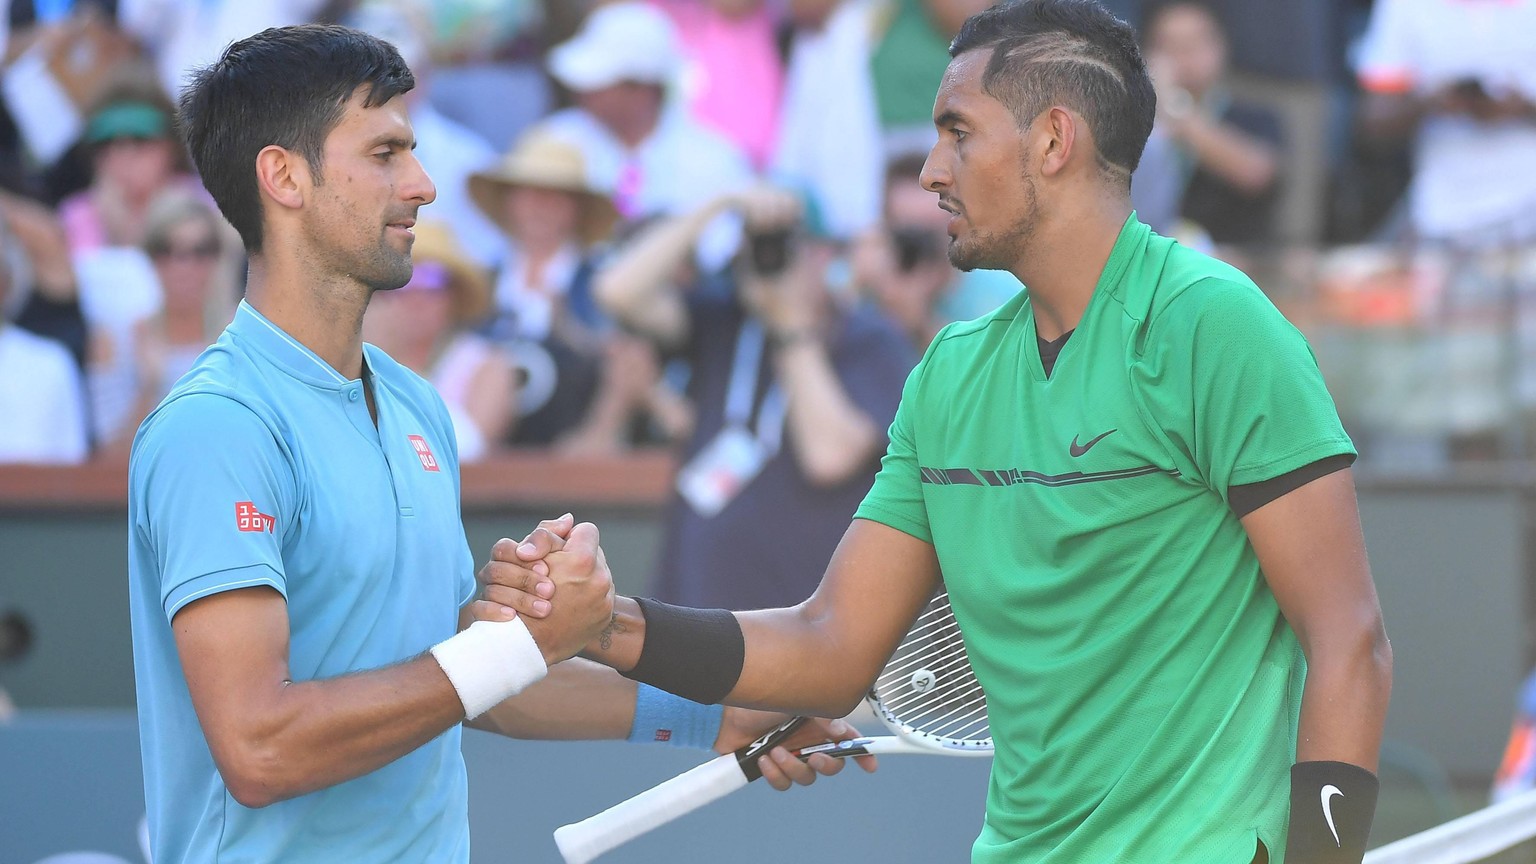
top-left (554, 753), bottom-right (749, 864)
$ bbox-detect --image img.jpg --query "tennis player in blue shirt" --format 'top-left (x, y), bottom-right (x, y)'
top-left (126, 24), bottom-right (864, 864)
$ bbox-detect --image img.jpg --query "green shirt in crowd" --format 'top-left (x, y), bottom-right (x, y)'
top-left (869, 0), bottom-right (955, 130)
top-left (856, 216), bottom-right (1355, 863)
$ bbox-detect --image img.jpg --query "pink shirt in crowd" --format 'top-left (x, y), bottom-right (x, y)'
top-left (652, 0), bottom-right (783, 170)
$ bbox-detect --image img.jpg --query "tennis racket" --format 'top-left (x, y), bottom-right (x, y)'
top-left (553, 589), bottom-right (992, 864)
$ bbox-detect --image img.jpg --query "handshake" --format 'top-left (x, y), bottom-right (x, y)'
top-left (468, 513), bottom-right (617, 667)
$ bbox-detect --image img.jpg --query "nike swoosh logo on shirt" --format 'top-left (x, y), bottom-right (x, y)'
top-left (1068, 429), bottom-right (1117, 457)
top-left (1321, 784), bottom-right (1343, 847)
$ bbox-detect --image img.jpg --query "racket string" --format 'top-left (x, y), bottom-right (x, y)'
top-left (871, 591), bottom-right (991, 746)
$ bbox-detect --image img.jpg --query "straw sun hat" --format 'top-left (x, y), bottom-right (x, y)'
top-left (468, 133), bottom-right (619, 247)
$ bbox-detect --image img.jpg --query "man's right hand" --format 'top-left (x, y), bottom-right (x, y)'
top-left (480, 521), bottom-right (614, 666)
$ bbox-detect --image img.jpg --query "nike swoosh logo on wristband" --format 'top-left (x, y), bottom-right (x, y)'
top-left (1321, 784), bottom-right (1343, 847)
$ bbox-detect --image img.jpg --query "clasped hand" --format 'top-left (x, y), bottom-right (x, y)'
top-left (474, 514), bottom-right (878, 789)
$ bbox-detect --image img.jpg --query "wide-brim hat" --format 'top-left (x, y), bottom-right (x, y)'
top-left (407, 221), bottom-right (493, 324)
top-left (468, 132), bottom-right (619, 247)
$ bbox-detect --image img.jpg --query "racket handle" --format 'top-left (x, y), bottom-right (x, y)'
top-left (554, 753), bottom-right (749, 864)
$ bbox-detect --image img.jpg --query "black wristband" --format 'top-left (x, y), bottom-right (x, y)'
top-left (1286, 761), bottom-right (1379, 864)
top-left (620, 598), bottom-right (745, 705)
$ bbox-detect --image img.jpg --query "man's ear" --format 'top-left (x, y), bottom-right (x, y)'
top-left (1038, 106), bottom-right (1080, 178)
top-left (254, 145), bottom-right (309, 212)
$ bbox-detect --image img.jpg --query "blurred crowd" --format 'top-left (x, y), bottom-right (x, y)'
top-left (0, 0), bottom-right (1533, 473)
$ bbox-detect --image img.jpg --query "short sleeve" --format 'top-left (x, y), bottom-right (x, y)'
top-left (1139, 279), bottom-right (1355, 501)
top-left (131, 393), bottom-right (296, 621)
top-left (1355, 0), bottom-right (1417, 94)
top-left (854, 328), bottom-right (942, 544)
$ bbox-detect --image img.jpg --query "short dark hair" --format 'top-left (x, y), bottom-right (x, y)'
top-left (178, 24), bottom-right (415, 253)
top-left (950, 0), bottom-right (1155, 181)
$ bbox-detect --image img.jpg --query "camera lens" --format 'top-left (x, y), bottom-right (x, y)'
top-left (747, 229), bottom-right (794, 277)
top-left (891, 227), bottom-right (942, 273)
top-left (0, 608), bottom-right (33, 664)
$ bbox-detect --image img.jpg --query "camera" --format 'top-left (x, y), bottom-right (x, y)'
top-left (746, 228), bottom-right (795, 278)
top-left (0, 604), bottom-right (32, 664)
top-left (890, 226), bottom-right (944, 273)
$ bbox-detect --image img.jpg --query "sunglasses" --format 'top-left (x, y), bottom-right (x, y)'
top-left (149, 241), bottom-right (220, 262)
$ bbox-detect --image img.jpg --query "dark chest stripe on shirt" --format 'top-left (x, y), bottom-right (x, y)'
top-left (919, 465), bottom-right (1179, 488)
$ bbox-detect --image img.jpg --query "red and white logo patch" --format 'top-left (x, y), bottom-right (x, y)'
top-left (235, 501), bottom-right (275, 533)
top-left (653, 729), bottom-right (672, 743)
top-left (408, 435), bottom-right (440, 472)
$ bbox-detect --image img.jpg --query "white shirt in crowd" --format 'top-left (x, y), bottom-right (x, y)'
top-left (1357, 0), bottom-right (1536, 243)
top-left (0, 324), bottom-right (88, 464)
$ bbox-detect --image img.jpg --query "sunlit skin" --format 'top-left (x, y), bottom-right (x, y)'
top-left (919, 48), bottom-right (1130, 341)
top-left (246, 87), bottom-right (436, 378)
top-left (921, 50), bottom-right (1043, 275)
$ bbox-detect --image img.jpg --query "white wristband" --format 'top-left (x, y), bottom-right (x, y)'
top-left (430, 619), bottom-right (548, 719)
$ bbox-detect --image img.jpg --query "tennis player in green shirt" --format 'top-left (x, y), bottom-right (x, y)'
top-left (500, 1), bottom-right (1391, 861)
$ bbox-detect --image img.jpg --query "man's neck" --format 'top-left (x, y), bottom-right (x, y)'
top-left (244, 255), bottom-right (370, 380)
top-left (1011, 197), bottom-right (1132, 341)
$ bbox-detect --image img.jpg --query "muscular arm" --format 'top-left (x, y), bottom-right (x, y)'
top-left (175, 530), bottom-right (611, 809)
top-left (1241, 468), bottom-right (1392, 770)
top-left (174, 586), bottom-right (466, 809)
top-left (585, 519), bottom-right (942, 718)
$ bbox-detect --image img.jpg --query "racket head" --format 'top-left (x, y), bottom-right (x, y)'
top-left (866, 588), bottom-right (992, 754)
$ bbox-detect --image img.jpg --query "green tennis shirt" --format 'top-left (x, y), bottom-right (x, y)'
top-left (855, 216), bottom-right (1354, 863)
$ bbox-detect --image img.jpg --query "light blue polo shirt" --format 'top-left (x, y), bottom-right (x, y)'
top-left (128, 300), bottom-right (478, 864)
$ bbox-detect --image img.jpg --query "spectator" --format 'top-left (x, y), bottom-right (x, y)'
top-left (653, 0), bottom-right (784, 171)
top-left (116, 0), bottom-right (330, 98)
top-left (855, 153), bottom-right (1018, 348)
top-left (868, 0), bottom-right (992, 154)
top-left (771, 0), bottom-right (886, 238)
top-left (59, 77), bottom-right (193, 255)
top-left (1355, 0), bottom-right (1536, 244)
top-left (0, 202), bottom-right (89, 464)
top-left (361, 221), bottom-right (515, 462)
top-left (2, 8), bottom-right (141, 182)
top-left (595, 186), bottom-right (917, 609)
top-left (854, 153), bottom-right (958, 349)
top-left (2, 192), bottom-right (90, 374)
top-left (541, 1), bottom-right (754, 269)
top-left (1136, 0), bottom-right (1283, 245)
top-left (111, 192), bottom-right (239, 453)
top-left (469, 130), bottom-right (633, 447)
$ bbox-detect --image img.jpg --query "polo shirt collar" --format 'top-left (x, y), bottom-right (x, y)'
top-left (229, 300), bottom-right (354, 389)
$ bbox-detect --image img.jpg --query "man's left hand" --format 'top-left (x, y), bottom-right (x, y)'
top-left (717, 709), bottom-right (878, 791)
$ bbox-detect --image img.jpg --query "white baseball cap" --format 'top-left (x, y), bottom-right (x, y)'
top-left (548, 2), bottom-right (678, 92)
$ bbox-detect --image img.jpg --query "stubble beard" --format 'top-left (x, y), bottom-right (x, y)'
top-left (947, 175), bottom-right (1039, 273)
